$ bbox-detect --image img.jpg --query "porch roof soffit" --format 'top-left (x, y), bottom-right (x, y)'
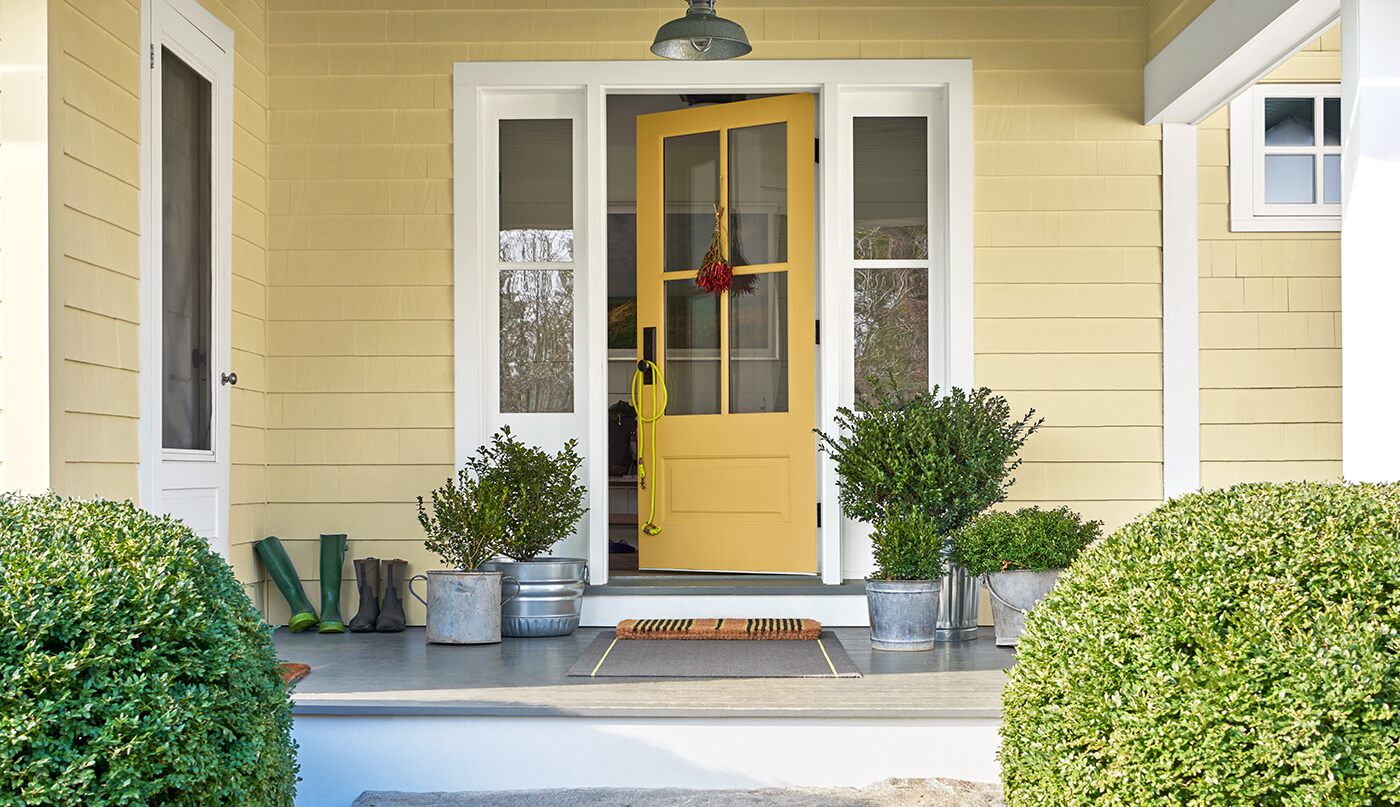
top-left (1145, 0), bottom-right (1340, 125)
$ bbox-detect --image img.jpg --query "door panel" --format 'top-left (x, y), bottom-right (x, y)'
top-left (636, 94), bottom-right (816, 574)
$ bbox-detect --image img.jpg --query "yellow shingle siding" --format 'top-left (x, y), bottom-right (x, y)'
top-left (50, 0), bottom-right (270, 595)
top-left (1197, 29), bottom-right (1342, 490)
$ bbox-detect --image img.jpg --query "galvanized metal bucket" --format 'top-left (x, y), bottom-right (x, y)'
top-left (865, 578), bottom-right (943, 652)
top-left (935, 563), bottom-right (982, 642)
top-left (984, 569), bottom-right (1061, 647)
top-left (477, 557), bottom-right (587, 637)
top-left (408, 570), bottom-right (518, 645)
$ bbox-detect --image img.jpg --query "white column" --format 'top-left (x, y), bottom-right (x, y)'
top-left (1341, 0), bottom-right (1400, 483)
top-left (1162, 123), bottom-right (1201, 498)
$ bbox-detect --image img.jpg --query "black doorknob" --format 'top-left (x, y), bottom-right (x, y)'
top-left (221, 372), bottom-right (238, 386)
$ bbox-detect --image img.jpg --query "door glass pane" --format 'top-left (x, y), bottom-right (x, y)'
top-left (607, 212), bottom-right (637, 351)
top-left (162, 50), bottom-right (213, 452)
top-left (1323, 154), bottom-right (1342, 205)
top-left (1323, 97), bottom-right (1341, 146)
top-left (854, 117), bottom-right (928, 260)
top-left (728, 123), bottom-right (787, 267)
top-left (500, 269), bottom-right (573, 413)
top-left (1264, 98), bottom-right (1314, 146)
top-left (1264, 154), bottom-right (1316, 204)
top-left (729, 273), bottom-right (788, 413)
top-left (664, 280), bottom-right (720, 415)
top-left (499, 119), bottom-right (573, 262)
top-left (664, 131), bottom-right (720, 271)
top-left (854, 267), bottom-right (929, 410)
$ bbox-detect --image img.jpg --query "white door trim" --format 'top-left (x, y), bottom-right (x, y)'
top-left (138, 0), bottom-right (234, 555)
top-left (453, 60), bottom-right (974, 586)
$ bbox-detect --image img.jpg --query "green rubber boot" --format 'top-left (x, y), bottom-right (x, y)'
top-left (318, 534), bottom-right (349, 634)
top-left (255, 536), bottom-right (318, 632)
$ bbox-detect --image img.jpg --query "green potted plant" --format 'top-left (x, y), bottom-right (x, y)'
top-left (817, 385), bottom-right (1040, 650)
top-left (471, 428), bottom-right (590, 637)
top-left (413, 463), bottom-right (514, 644)
top-left (952, 506), bottom-right (1100, 646)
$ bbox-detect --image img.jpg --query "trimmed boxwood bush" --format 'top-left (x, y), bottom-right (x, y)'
top-left (952, 506), bottom-right (1100, 577)
top-left (0, 495), bottom-right (297, 805)
top-left (1001, 482), bottom-right (1400, 806)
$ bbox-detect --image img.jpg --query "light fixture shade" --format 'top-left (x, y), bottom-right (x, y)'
top-left (651, 0), bottom-right (752, 61)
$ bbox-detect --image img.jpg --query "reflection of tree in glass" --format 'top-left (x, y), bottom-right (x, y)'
top-left (854, 268), bottom-right (929, 409)
top-left (500, 270), bottom-right (573, 413)
top-left (499, 229), bottom-right (574, 263)
top-left (854, 224), bottom-right (929, 261)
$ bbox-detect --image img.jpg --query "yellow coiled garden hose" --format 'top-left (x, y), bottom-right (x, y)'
top-left (630, 360), bottom-right (668, 536)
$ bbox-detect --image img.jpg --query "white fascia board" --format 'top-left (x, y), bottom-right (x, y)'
top-left (1146, 0), bottom-right (1340, 125)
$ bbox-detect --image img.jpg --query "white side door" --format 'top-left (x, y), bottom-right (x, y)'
top-left (139, 0), bottom-right (234, 557)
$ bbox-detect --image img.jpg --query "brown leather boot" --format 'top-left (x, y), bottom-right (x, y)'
top-left (376, 559), bottom-right (407, 633)
top-left (348, 558), bottom-right (379, 633)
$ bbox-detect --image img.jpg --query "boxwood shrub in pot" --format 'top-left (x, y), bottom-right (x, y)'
top-left (817, 385), bottom-right (1040, 650)
top-left (1001, 482), bottom-right (1400, 805)
top-left (952, 506), bottom-right (1100, 646)
top-left (0, 494), bottom-right (297, 805)
top-left (468, 428), bottom-right (590, 637)
top-left (415, 465), bottom-right (512, 644)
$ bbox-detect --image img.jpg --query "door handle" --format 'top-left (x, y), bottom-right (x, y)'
top-left (221, 372), bottom-right (238, 387)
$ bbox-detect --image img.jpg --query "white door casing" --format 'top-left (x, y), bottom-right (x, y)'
top-left (138, 0), bottom-right (234, 557)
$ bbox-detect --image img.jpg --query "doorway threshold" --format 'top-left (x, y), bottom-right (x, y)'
top-left (589, 576), bottom-right (866, 596)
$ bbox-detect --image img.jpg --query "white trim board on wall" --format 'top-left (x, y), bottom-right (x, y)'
top-left (452, 60), bottom-right (974, 586)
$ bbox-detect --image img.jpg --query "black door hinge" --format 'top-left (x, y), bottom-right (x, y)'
top-left (817, 503), bottom-right (822, 528)
top-left (815, 319), bottom-right (821, 345)
top-left (150, 45), bottom-right (155, 69)
top-left (814, 138), bottom-right (820, 163)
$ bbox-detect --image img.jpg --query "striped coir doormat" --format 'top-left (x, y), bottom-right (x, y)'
top-left (616, 617), bottom-right (822, 640)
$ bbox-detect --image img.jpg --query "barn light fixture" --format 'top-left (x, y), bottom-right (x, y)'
top-left (651, 0), bottom-right (752, 61)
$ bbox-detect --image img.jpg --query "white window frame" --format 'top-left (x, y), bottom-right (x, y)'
top-left (453, 61), bottom-right (973, 586)
top-left (1230, 83), bottom-right (1342, 232)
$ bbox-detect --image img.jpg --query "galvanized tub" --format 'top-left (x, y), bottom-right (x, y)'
top-left (477, 557), bottom-right (587, 638)
top-left (407, 570), bottom-right (517, 645)
top-left (865, 578), bottom-right (943, 652)
top-left (984, 569), bottom-right (1061, 647)
top-left (935, 563), bottom-right (982, 642)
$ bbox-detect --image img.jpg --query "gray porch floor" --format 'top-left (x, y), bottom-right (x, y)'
top-left (276, 626), bottom-right (1011, 719)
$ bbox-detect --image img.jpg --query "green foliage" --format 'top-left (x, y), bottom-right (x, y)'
top-left (951, 506), bottom-right (1101, 577)
top-left (869, 507), bottom-right (947, 581)
top-left (0, 494), bottom-right (297, 806)
top-left (1000, 482), bottom-right (1400, 807)
top-left (418, 465), bottom-right (511, 570)
top-left (467, 427), bottom-right (588, 561)
top-left (817, 385), bottom-right (1040, 535)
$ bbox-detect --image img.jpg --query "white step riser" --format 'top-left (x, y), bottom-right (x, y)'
top-left (580, 594), bottom-right (871, 627)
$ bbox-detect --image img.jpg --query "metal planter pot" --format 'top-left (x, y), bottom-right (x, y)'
top-left (935, 563), bottom-right (982, 642)
top-left (407, 570), bottom-right (516, 645)
top-left (866, 579), bottom-right (943, 652)
top-left (984, 569), bottom-right (1061, 647)
top-left (477, 557), bottom-right (587, 637)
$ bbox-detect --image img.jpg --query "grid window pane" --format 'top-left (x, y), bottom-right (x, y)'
top-left (1264, 154), bottom-right (1316, 204)
top-left (1323, 154), bottom-right (1342, 205)
top-left (1264, 97), bottom-right (1314, 146)
top-left (500, 270), bottom-right (574, 413)
top-left (854, 268), bottom-right (929, 410)
top-left (664, 280), bottom-right (721, 415)
top-left (728, 123), bottom-right (788, 267)
top-left (1324, 97), bottom-right (1341, 147)
top-left (853, 117), bottom-right (928, 260)
top-left (664, 131), bottom-right (720, 272)
top-left (729, 273), bottom-right (788, 414)
top-left (499, 119), bottom-right (573, 262)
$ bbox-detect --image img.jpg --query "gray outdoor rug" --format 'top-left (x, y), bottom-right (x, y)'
top-left (567, 630), bottom-right (862, 678)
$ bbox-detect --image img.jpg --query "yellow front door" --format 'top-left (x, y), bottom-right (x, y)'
top-left (635, 94), bottom-right (816, 574)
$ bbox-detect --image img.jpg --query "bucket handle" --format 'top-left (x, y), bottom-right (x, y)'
top-left (501, 575), bottom-right (520, 606)
top-left (407, 574), bottom-right (428, 607)
top-left (982, 574), bottom-right (1028, 616)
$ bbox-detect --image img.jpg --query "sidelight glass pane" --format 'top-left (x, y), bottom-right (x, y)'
top-left (1264, 97), bottom-right (1314, 146)
top-left (1323, 154), bottom-right (1342, 205)
top-left (499, 119), bottom-right (573, 262)
top-left (854, 117), bottom-right (928, 260)
top-left (1264, 154), bottom-right (1316, 204)
top-left (161, 50), bottom-right (213, 452)
top-left (500, 270), bottom-right (574, 413)
top-left (728, 123), bottom-right (787, 267)
top-left (854, 268), bottom-right (929, 410)
top-left (1323, 97), bottom-right (1341, 146)
top-left (664, 131), bottom-right (720, 272)
top-left (729, 273), bottom-right (788, 414)
top-left (664, 280), bottom-right (720, 415)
